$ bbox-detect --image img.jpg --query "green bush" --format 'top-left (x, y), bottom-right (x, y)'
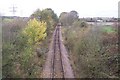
top-left (2, 18), bottom-right (47, 78)
top-left (63, 24), bottom-right (118, 78)
top-left (2, 19), bottom-right (27, 77)
top-left (72, 20), bottom-right (88, 28)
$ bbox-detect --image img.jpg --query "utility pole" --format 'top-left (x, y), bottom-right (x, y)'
top-left (9, 5), bottom-right (17, 18)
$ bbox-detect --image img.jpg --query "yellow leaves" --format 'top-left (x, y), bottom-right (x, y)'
top-left (22, 18), bottom-right (47, 45)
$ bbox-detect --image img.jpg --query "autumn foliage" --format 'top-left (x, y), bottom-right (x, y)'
top-left (23, 18), bottom-right (47, 45)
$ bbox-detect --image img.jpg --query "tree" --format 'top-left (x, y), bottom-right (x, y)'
top-left (70, 10), bottom-right (79, 19)
top-left (30, 8), bottom-right (58, 37)
top-left (19, 18), bottom-right (47, 68)
top-left (72, 20), bottom-right (88, 28)
top-left (31, 9), bottom-right (41, 19)
top-left (68, 11), bottom-right (79, 25)
top-left (23, 18), bottom-right (47, 45)
top-left (59, 10), bottom-right (79, 26)
top-left (59, 12), bottom-right (68, 26)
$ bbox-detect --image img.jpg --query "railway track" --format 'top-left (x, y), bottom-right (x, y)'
top-left (52, 26), bottom-right (64, 78)
top-left (41, 25), bottom-right (74, 78)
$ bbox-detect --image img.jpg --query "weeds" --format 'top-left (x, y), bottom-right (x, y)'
top-left (63, 22), bottom-right (118, 78)
top-left (2, 18), bottom-right (48, 78)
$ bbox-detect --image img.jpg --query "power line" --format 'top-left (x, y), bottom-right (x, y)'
top-left (9, 5), bottom-right (17, 16)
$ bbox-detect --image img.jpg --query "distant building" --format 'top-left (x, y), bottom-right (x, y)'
top-left (80, 17), bottom-right (117, 22)
top-left (97, 19), bottom-right (103, 22)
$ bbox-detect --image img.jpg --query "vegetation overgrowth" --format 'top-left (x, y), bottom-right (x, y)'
top-left (62, 22), bottom-right (118, 78)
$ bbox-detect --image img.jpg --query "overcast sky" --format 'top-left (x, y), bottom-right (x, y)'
top-left (0, 0), bottom-right (119, 17)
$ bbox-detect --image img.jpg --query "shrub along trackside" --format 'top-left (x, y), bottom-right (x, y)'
top-left (2, 18), bottom-right (47, 78)
top-left (62, 23), bottom-right (118, 78)
top-left (3, 8), bottom-right (59, 78)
